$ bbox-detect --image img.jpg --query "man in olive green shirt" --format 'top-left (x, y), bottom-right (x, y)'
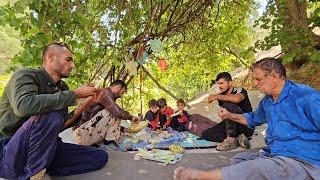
top-left (0, 43), bottom-right (108, 179)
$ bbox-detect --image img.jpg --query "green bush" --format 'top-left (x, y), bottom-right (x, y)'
top-left (0, 74), bottom-right (11, 98)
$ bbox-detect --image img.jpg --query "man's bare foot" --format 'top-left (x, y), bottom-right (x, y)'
top-left (173, 166), bottom-right (203, 180)
top-left (174, 166), bottom-right (221, 180)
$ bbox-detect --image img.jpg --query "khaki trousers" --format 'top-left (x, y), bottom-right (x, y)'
top-left (73, 109), bottom-right (121, 145)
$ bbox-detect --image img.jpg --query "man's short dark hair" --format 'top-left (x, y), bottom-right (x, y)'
top-left (215, 72), bottom-right (232, 82)
top-left (176, 98), bottom-right (185, 105)
top-left (42, 42), bottom-right (72, 59)
top-left (157, 98), bottom-right (167, 108)
top-left (252, 57), bottom-right (286, 78)
top-left (148, 99), bottom-right (158, 107)
top-left (110, 80), bottom-right (127, 89)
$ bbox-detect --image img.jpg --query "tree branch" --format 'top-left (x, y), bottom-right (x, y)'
top-left (141, 65), bottom-right (179, 100)
top-left (215, 0), bottom-right (222, 22)
top-left (225, 45), bottom-right (250, 68)
top-left (167, 0), bottom-right (180, 27)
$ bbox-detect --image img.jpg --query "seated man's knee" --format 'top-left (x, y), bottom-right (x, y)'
top-left (38, 110), bottom-right (64, 127)
top-left (231, 152), bottom-right (257, 165)
top-left (201, 129), bottom-right (210, 139)
top-left (95, 149), bottom-right (108, 168)
top-left (221, 102), bottom-right (242, 114)
top-left (251, 158), bottom-right (272, 172)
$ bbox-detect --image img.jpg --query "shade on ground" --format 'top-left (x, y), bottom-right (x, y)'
top-left (52, 148), bottom-right (260, 180)
top-left (56, 127), bottom-right (266, 180)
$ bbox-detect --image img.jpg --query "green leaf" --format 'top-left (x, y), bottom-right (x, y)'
top-left (310, 51), bottom-right (320, 62)
top-left (14, 0), bottom-right (26, 13)
top-left (283, 55), bottom-right (294, 63)
top-left (112, 59), bottom-right (122, 67)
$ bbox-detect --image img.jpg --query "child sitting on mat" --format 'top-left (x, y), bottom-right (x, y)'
top-left (170, 99), bottom-right (190, 131)
top-left (157, 98), bottom-right (174, 130)
top-left (144, 99), bottom-right (165, 130)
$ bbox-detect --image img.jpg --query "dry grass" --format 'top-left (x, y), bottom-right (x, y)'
top-left (288, 61), bottom-right (320, 90)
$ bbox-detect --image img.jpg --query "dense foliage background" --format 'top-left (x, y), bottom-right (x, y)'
top-left (0, 0), bottom-right (319, 114)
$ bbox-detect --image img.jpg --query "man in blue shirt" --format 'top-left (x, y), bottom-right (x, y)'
top-left (173, 57), bottom-right (320, 180)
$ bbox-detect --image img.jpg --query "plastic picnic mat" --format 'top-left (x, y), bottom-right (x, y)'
top-left (119, 129), bottom-right (217, 151)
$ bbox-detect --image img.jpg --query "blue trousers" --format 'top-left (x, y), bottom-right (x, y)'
top-left (0, 111), bottom-right (108, 179)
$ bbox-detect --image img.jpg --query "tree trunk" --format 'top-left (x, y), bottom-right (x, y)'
top-left (275, 0), bottom-right (317, 69)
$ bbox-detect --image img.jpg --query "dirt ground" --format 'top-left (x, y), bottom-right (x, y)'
top-left (52, 148), bottom-right (260, 180)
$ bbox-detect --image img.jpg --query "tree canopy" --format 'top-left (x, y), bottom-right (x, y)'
top-left (0, 0), bottom-right (319, 112)
top-left (0, 25), bottom-right (21, 74)
top-left (255, 0), bottom-right (320, 68)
